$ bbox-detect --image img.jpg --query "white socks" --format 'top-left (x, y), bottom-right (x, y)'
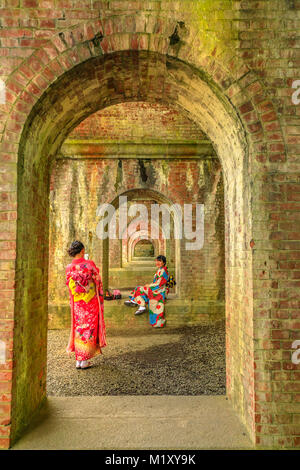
top-left (76, 360), bottom-right (87, 367)
top-left (76, 360), bottom-right (90, 368)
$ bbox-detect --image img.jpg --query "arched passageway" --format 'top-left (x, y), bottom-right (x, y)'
top-left (133, 240), bottom-right (155, 258)
top-left (13, 50), bottom-right (253, 444)
top-left (48, 100), bottom-right (223, 325)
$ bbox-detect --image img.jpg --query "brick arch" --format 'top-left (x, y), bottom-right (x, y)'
top-left (125, 223), bottom-right (166, 264)
top-left (6, 39), bottom-right (285, 446)
top-left (1, 14), bottom-right (286, 161)
top-left (131, 237), bottom-right (156, 259)
top-left (122, 222), bottom-right (165, 264)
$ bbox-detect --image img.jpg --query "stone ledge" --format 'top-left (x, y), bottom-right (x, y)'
top-left (59, 141), bottom-right (217, 158)
top-left (48, 301), bottom-right (225, 329)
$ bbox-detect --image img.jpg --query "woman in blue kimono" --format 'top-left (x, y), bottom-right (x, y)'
top-left (124, 255), bottom-right (169, 328)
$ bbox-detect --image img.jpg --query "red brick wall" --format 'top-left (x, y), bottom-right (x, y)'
top-left (68, 102), bottom-right (206, 142)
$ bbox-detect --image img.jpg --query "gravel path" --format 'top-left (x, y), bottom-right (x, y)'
top-left (47, 321), bottom-right (226, 396)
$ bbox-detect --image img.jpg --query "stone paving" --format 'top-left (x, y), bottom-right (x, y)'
top-left (12, 395), bottom-right (253, 450)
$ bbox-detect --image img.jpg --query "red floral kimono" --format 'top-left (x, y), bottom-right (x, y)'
top-left (129, 265), bottom-right (169, 326)
top-left (65, 257), bottom-right (106, 361)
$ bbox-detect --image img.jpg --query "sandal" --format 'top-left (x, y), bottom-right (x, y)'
top-left (124, 299), bottom-right (138, 307)
top-left (135, 306), bottom-right (146, 315)
top-left (80, 361), bottom-right (91, 369)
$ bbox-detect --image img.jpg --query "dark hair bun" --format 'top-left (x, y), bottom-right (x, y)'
top-left (67, 240), bottom-right (84, 257)
top-left (156, 254), bottom-right (166, 265)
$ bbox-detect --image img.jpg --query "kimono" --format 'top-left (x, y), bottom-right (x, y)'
top-left (129, 265), bottom-right (169, 326)
top-left (65, 257), bottom-right (106, 361)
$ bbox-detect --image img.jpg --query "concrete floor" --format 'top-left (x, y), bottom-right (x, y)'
top-left (12, 396), bottom-right (254, 450)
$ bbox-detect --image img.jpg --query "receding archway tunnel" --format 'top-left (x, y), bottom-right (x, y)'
top-left (133, 240), bottom-right (155, 258)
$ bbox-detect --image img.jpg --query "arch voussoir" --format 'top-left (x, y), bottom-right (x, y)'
top-left (1, 12), bottom-right (286, 169)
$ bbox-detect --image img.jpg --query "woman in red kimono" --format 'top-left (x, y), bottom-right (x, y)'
top-left (65, 240), bottom-right (106, 369)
